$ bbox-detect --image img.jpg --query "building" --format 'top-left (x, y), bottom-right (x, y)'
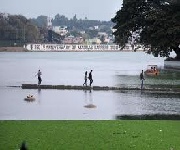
top-left (52, 26), bottom-right (68, 36)
top-left (85, 38), bottom-right (101, 44)
top-left (63, 35), bottom-right (84, 44)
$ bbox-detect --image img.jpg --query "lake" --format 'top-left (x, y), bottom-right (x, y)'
top-left (0, 52), bottom-right (180, 120)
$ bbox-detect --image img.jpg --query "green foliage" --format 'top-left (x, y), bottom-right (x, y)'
top-left (112, 0), bottom-right (180, 59)
top-left (30, 15), bottom-right (47, 28)
top-left (112, 0), bottom-right (147, 46)
top-left (50, 14), bottom-right (114, 31)
top-left (0, 12), bottom-right (114, 46)
top-left (100, 35), bottom-right (105, 44)
top-left (85, 29), bottom-right (98, 39)
top-left (0, 121), bottom-right (180, 150)
top-left (0, 14), bottom-right (41, 46)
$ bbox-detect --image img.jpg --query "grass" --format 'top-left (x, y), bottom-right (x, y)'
top-left (0, 120), bottom-right (180, 150)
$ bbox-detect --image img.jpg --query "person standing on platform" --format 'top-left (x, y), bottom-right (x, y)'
top-left (140, 70), bottom-right (145, 90)
top-left (83, 71), bottom-right (88, 86)
top-left (88, 70), bottom-right (93, 87)
top-left (35, 70), bottom-right (42, 85)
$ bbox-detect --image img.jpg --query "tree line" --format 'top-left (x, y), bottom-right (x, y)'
top-left (30, 14), bottom-right (113, 39)
top-left (30, 14), bottom-right (113, 32)
top-left (0, 13), bottom-right (113, 46)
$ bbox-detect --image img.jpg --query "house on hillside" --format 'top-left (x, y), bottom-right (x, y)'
top-left (63, 35), bottom-right (84, 44)
top-left (52, 26), bottom-right (68, 36)
top-left (85, 38), bottom-right (101, 44)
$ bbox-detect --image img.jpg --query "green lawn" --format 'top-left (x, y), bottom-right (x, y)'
top-left (0, 121), bottom-right (179, 150)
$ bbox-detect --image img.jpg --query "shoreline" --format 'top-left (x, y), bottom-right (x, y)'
top-left (0, 47), bottom-right (28, 52)
top-left (0, 46), bottom-right (139, 52)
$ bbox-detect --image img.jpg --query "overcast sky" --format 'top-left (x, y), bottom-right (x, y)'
top-left (0, 0), bottom-right (123, 21)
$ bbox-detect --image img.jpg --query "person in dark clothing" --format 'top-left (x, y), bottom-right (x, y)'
top-left (20, 141), bottom-right (28, 150)
top-left (83, 71), bottom-right (88, 86)
top-left (140, 70), bottom-right (145, 90)
top-left (35, 70), bottom-right (42, 85)
top-left (88, 70), bottom-right (93, 86)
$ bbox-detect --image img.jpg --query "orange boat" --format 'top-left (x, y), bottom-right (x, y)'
top-left (145, 65), bottom-right (159, 76)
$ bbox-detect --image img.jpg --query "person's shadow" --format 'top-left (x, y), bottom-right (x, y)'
top-left (84, 89), bottom-right (96, 108)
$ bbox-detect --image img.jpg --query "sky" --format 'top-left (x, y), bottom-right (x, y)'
top-left (0, 0), bottom-right (123, 21)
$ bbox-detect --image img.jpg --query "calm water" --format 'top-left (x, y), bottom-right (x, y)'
top-left (0, 52), bottom-right (180, 120)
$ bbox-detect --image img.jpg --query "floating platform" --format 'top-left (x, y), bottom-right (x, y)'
top-left (21, 84), bottom-right (180, 92)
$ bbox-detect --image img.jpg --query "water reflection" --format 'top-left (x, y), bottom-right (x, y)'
top-left (0, 87), bottom-right (179, 120)
top-left (38, 88), bottom-right (41, 94)
top-left (37, 88), bottom-right (41, 104)
top-left (84, 89), bottom-right (97, 108)
top-left (114, 90), bottom-right (180, 116)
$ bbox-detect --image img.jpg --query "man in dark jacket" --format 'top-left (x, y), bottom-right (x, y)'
top-left (140, 70), bottom-right (145, 90)
top-left (88, 70), bottom-right (93, 86)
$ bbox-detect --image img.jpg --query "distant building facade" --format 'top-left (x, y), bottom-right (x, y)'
top-left (63, 35), bottom-right (84, 44)
top-left (52, 26), bottom-right (68, 36)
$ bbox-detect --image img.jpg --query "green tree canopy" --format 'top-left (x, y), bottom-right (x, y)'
top-left (0, 14), bottom-right (41, 45)
top-left (112, 0), bottom-right (180, 60)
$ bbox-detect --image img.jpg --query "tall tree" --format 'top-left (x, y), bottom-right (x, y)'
top-left (112, 0), bottom-right (180, 60)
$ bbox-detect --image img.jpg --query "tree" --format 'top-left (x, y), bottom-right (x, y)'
top-left (112, 0), bottom-right (180, 60)
top-left (30, 15), bottom-right (47, 28)
top-left (73, 14), bottom-right (77, 21)
top-left (53, 14), bottom-right (68, 26)
top-left (0, 14), bottom-right (41, 45)
top-left (25, 24), bottom-right (40, 42)
top-left (100, 35), bottom-right (105, 44)
top-left (85, 29), bottom-right (98, 39)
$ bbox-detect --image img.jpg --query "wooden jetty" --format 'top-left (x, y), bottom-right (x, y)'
top-left (21, 84), bottom-right (180, 93)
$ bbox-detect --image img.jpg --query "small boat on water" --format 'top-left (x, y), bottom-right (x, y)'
top-left (145, 65), bottom-right (159, 76)
top-left (24, 95), bottom-right (35, 101)
top-left (84, 104), bottom-right (97, 108)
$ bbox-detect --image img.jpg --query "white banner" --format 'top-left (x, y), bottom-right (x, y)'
top-left (26, 44), bottom-right (121, 51)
